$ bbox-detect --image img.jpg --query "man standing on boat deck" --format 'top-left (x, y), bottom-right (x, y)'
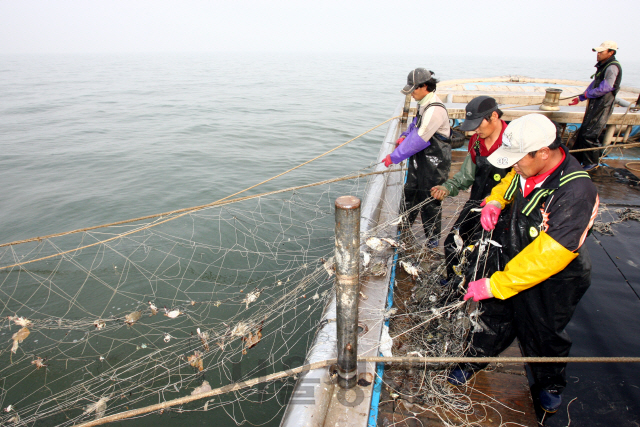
top-left (430, 96), bottom-right (509, 286)
top-left (448, 114), bottom-right (598, 415)
top-left (384, 68), bottom-right (451, 246)
top-left (569, 41), bottom-right (622, 171)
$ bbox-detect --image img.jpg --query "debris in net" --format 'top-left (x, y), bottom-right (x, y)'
top-left (124, 311), bottom-right (142, 326)
top-left (320, 256), bottom-right (335, 277)
top-left (7, 315), bottom-right (32, 328)
top-left (187, 351), bottom-right (204, 371)
top-left (453, 229), bottom-right (464, 253)
top-left (379, 324), bottom-right (393, 357)
top-left (197, 328), bottom-right (210, 351)
top-left (242, 320), bottom-right (264, 354)
top-left (371, 261), bottom-right (387, 276)
top-left (83, 396), bottom-right (109, 420)
top-left (399, 260), bottom-right (421, 278)
top-left (11, 327), bottom-right (30, 353)
top-left (163, 333), bottom-right (172, 343)
top-left (366, 236), bottom-right (399, 251)
top-left (4, 405), bottom-right (14, 413)
top-left (389, 215), bottom-right (405, 226)
top-left (191, 380), bottom-right (212, 396)
top-left (242, 289), bottom-right (261, 309)
top-left (31, 357), bottom-right (47, 369)
top-left (361, 251), bottom-right (371, 269)
top-left (164, 307), bottom-right (182, 318)
top-left (94, 320), bottom-right (106, 330)
top-left (148, 301), bottom-right (159, 315)
top-left (383, 307), bottom-right (398, 321)
top-left (230, 322), bottom-right (249, 338)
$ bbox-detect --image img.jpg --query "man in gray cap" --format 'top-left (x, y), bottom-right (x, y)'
top-left (430, 96), bottom-right (510, 286)
top-left (383, 68), bottom-right (451, 246)
top-left (569, 40), bottom-right (622, 171)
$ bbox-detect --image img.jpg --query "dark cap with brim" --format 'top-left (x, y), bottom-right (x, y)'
top-left (401, 68), bottom-right (432, 95)
top-left (459, 96), bottom-right (499, 131)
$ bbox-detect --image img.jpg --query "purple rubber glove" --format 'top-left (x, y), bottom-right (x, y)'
top-left (568, 98), bottom-right (579, 106)
top-left (383, 154), bottom-right (393, 168)
top-left (480, 203), bottom-right (501, 231)
top-left (464, 278), bottom-right (493, 301)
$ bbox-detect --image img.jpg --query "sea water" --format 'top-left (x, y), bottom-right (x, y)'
top-left (1, 53), bottom-right (640, 426)
top-left (2, 52), bottom-right (639, 245)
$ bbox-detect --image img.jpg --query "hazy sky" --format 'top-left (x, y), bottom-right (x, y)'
top-left (1, 0), bottom-right (638, 60)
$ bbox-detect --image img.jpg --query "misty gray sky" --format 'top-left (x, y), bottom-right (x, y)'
top-left (0, 0), bottom-right (638, 60)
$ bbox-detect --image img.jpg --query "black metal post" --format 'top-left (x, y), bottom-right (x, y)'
top-left (334, 196), bottom-right (360, 389)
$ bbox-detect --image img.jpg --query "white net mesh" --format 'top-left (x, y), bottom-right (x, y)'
top-left (0, 176), bottom-right (373, 426)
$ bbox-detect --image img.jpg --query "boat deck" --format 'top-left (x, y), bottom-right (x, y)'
top-left (376, 150), bottom-right (538, 426)
top-left (377, 145), bottom-right (640, 426)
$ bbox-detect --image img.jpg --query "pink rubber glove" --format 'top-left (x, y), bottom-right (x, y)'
top-left (395, 136), bottom-right (405, 147)
top-left (383, 154), bottom-right (393, 167)
top-left (464, 278), bottom-right (493, 301)
top-left (568, 98), bottom-right (579, 106)
top-left (480, 203), bottom-right (501, 231)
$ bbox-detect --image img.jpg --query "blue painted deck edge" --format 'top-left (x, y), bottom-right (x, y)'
top-left (367, 168), bottom-right (406, 427)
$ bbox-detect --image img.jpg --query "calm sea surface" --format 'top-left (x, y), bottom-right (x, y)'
top-left (2, 53), bottom-right (639, 244)
top-left (1, 53), bottom-right (639, 426)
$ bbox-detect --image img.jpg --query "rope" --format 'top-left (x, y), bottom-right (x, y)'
top-left (73, 355), bottom-right (640, 427)
top-left (0, 116), bottom-right (399, 268)
top-left (569, 141), bottom-right (640, 153)
top-left (626, 161), bottom-right (640, 172)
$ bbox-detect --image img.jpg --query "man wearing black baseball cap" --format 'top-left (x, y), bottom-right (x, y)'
top-left (430, 96), bottom-right (509, 285)
top-left (383, 68), bottom-right (452, 246)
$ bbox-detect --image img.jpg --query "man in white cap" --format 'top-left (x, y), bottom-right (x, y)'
top-left (569, 41), bottom-right (622, 171)
top-left (384, 68), bottom-right (451, 246)
top-left (447, 114), bottom-right (599, 415)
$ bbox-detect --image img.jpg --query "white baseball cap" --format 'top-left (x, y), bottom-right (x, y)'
top-left (593, 41), bottom-right (618, 52)
top-left (488, 114), bottom-right (557, 168)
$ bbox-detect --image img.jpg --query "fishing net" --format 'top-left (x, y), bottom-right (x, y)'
top-left (377, 194), bottom-right (520, 426)
top-left (0, 175), bottom-right (375, 426)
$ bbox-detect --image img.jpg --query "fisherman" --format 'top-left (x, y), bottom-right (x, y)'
top-left (569, 40), bottom-right (622, 171)
top-left (430, 96), bottom-right (509, 286)
top-left (384, 68), bottom-right (451, 246)
top-left (449, 114), bottom-right (599, 415)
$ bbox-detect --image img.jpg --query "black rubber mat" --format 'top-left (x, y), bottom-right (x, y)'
top-left (543, 222), bottom-right (640, 426)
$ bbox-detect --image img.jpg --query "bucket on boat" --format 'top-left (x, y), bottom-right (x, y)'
top-left (540, 88), bottom-right (563, 111)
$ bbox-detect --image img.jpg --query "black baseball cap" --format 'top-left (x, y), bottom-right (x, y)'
top-left (401, 68), bottom-right (433, 95)
top-left (459, 96), bottom-right (499, 131)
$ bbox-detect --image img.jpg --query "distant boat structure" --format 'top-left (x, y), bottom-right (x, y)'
top-left (437, 76), bottom-right (640, 145)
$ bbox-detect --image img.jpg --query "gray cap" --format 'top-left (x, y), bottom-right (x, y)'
top-left (459, 96), bottom-right (499, 131)
top-left (401, 68), bottom-right (432, 95)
